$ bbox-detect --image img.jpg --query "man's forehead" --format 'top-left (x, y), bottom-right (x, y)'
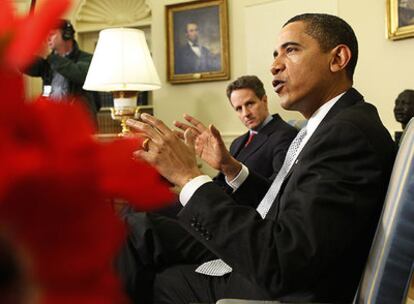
top-left (276, 21), bottom-right (308, 46)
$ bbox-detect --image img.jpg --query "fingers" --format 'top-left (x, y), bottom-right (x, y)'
top-left (126, 119), bottom-right (162, 143)
top-left (142, 138), bottom-right (150, 151)
top-left (173, 130), bottom-right (185, 140)
top-left (183, 114), bottom-right (207, 132)
top-left (210, 124), bottom-right (222, 140)
top-left (140, 113), bottom-right (172, 135)
top-left (184, 128), bottom-right (198, 146)
top-left (174, 120), bottom-right (200, 137)
top-left (133, 149), bottom-right (152, 164)
top-left (173, 120), bottom-right (192, 132)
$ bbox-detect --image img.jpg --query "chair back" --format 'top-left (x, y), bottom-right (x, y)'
top-left (355, 118), bottom-right (414, 303)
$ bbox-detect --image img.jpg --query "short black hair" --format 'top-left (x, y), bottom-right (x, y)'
top-left (284, 13), bottom-right (358, 80)
top-left (226, 75), bottom-right (266, 100)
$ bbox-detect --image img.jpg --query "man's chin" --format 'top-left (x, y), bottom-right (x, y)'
top-left (279, 97), bottom-right (295, 111)
top-left (245, 122), bottom-right (258, 129)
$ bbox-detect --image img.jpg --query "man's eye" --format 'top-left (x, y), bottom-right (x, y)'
top-left (286, 47), bottom-right (296, 53)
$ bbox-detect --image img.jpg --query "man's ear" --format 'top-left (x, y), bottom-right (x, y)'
top-left (262, 95), bottom-right (268, 104)
top-left (329, 44), bottom-right (351, 73)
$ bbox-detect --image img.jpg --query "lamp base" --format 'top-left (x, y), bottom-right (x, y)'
top-left (111, 92), bottom-right (139, 136)
top-left (110, 107), bottom-right (139, 136)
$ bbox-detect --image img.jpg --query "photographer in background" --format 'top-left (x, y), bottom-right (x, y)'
top-left (24, 19), bottom-right (99, 118)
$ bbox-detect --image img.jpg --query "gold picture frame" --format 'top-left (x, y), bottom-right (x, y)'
top-left (166, 0), bottom-right (230, 84)
top-left (387, 0), bottom-right (414, 40)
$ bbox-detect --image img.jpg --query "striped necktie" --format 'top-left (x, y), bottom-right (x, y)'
top-left (195, 127), bottom-right (308, 276)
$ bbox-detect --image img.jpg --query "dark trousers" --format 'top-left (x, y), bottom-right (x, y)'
top-left (115, 212), bottom-right (269, 304)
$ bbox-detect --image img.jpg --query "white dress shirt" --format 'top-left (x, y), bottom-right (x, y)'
top-left (189, 41), bottom-right (201, 57)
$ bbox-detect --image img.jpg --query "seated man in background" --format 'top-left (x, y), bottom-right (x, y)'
top-left (24, 19), bottom-right (99, 118)
top-left (124, 13), bottom-right (396, 303)
top-left (175, 75), bottom-right (297, 192)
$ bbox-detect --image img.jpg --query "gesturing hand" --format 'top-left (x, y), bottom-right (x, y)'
top-left (174, 114), bottom-right (242, 180)
top-left (126, 113), bottom-right (202, 188)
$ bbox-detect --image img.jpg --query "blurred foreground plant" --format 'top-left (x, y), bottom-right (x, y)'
top-left (0, 0), bottom-right (173, 303)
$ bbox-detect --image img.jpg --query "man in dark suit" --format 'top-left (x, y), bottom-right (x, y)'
top-left (174, 22), bottom-right (219, 74)
top-left (126, 13), bottom-right (396, 303)
top-left (190, 75), bottom-right (297, 189)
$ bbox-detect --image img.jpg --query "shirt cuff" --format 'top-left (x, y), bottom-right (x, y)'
top-left (179, 175), bottom-right (213, 206)
top-left (225, 164), bottom-right (249, 191)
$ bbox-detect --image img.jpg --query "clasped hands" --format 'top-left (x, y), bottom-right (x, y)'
top-left (126, 113), bottom-right (241, 188)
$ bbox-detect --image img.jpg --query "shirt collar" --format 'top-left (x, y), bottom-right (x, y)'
top-left (188, 41), bottom-right (199, 47)
top-left (305, 92), bottom-right (345, 136)
top-left (251, 114), bottom-right (273, 133)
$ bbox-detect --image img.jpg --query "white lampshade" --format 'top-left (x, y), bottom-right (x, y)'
top-left (83, 28), bottom-right (161, 92)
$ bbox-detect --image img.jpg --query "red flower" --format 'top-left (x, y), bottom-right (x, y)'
top-left (0, 1), bottom-right (174, 302)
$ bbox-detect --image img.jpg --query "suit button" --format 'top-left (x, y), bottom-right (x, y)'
top-left (205, 233), bottom-right (212, 240)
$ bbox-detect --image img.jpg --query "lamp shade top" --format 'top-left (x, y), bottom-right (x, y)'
top-left (83, 28), bottom-right (161, 92)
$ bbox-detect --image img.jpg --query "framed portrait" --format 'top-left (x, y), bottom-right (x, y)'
top-left (166, 0), bottom-right (230, 84)
top-left (387, 0), bottom-right (414, 40)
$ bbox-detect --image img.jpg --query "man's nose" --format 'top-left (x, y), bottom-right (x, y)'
top-left (242, 107), bottom-right (251, 117)
top-left (270, 57), bottom-right (284, 75)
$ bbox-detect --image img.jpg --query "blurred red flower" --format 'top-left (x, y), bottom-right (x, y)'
top-left (0, 0), bottom-right (173, 303)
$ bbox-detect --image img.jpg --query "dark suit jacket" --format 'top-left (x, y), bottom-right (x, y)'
top-left (175, 43), bottom-right (219, 74)
top-left (178, 88), bottom-right (397, 302)
top-left (214, 114), bottom-right (297, 190)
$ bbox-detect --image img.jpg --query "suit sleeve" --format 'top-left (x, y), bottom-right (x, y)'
top-left (178, 120), bottom-right (388, 296)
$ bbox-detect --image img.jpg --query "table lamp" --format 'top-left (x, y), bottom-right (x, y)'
top-left (83, 28), bottom-right (161, 135)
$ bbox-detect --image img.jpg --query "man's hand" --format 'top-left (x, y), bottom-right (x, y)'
top-left (126, 114), bottom-right (202, 188)
top-left (174, 114), bottom-right (242, 180)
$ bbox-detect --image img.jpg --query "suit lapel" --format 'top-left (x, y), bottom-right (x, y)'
top-left (231, 132), bottom-right (249, 157)
top-left (234, 114), bottom-right (282, 161)
top-left (266, 88), bottom-right (365, 219)
top-left (236, 133), bottom-right (267, 162)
